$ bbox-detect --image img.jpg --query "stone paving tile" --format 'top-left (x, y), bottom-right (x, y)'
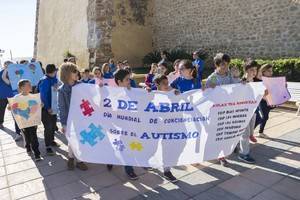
top-left (241, 167), bottom-right (285, 187)
top-left (0, 188), bottom-right (11, 200)
top-left (250, 189), bottom-right (293, 200)
top-left (7, 167), bottom-right (42, 186)
top-left (9, 178), bottom-right (46, 200)
top-left (175, 170), bottom-right (217, 196)
top-left (271, 177), bottom-right (300, 200)
top-left (19, 191), bottom-right (54, 200)
top-left (0, 176), bottom-right (8, 190)
top-left (193, 186), bottom-right (243, 200)
top-left (219, 175), bottom-right (266, 200)
top-left (0, 110), bottom-right (299, 200)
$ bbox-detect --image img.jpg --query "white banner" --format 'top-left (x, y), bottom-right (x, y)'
top-left (8, 93), bottom-right (42, 129)
top-left (67, 83), bottom-right (265, 168)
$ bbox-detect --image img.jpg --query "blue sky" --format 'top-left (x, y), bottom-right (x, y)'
top-left (0, 0), bottom-right (36, 59)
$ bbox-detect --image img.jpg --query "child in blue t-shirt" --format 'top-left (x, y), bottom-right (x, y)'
top-left (81, 68), bottom-right (91, 83)
top-left (124, 66), bottom-right (137, 88)
top-left (102, 63), bottom-right (114, 79)
top-left (107, 69), bottom-right (138, 180)
top-left (88, 67), bottom-right (103, 85)
top-left (171, 59), bottom-right (201, 93)
top-left (38, 64), bottom-right (59, 156)
top-left (192, 50), bottom-right (205, 82)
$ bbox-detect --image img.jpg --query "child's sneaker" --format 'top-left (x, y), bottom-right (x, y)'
top-left (67, 158), bottom-right (75, 170)
top-left (238, 154), bottom-right (255, 164)
top-left (163, 171), bottom-right (177, 183)
top-left (35, 155), bottom-right (42, 162)
top-left (249, 135), bottom-right (257, 143)
top-left (219, 157), bottom-right (229, 167)
top-left (76, 162), bottom-right (88, 171)
top-left (126, 171), bottom-right (138, 180)
top-left (107, 164), bottom-right (113, 171)
top-left (46, 148), bottom-right (55, 156)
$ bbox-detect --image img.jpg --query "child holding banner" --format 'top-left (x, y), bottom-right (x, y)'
top-left (107, 69), bottom-right (138, 180)
top-left (237, 60), bottom-right (259, 164)
top-left (101, 63), bottom-right (114, 79)
top-left (38, 64), bottom-right (59, 156)
top-left (145, 63), bottom-right (158, 89)
top-left (58, 62), bottom-right (88, 171)
top-left (205, 53), bottom-right (234, 166)
top-left (80, 68), bottom-right (91, 83)
top-left (170, 59), bottom-right (201, 93)
top-left (254, 64), bottom-right (274, 138)
top-left (88, 67), bottom-right (103, 85)
top-left (124, 66), bottom-right (137, 88)
top-left (8, 80), bottom-right (41, 161)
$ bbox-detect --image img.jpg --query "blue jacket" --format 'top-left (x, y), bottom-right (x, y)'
top-left (0, 70), bottom-right (13, 99)
top-left (58, 81), bottom-right (80, 126)
top-left (170, 77), bottom-right (201, 93)
top-left (103, 72), bottom-right (114, 79)
top-left (38, 75), bottom-right (58, 110)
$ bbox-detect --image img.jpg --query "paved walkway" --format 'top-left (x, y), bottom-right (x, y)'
top-left (0, 109), bottom-right (299, 200)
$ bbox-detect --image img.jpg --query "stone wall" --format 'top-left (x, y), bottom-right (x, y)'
top-left (35, 0), bottom-right (90, 68)
top-left (152, 0), bottom-right (300, 59)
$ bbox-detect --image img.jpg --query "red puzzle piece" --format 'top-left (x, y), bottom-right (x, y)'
top-left (80, 99), bottom-right (94, 116)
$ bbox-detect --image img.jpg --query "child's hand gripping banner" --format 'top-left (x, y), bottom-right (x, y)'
top-left (7, 62), bottom-right (44, 91)
top-left (8, 93), bottom-right (42, 129)
top-left (67, 83), bottom-right (265, 168)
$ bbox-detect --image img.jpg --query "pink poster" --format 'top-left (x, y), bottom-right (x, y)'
top-left (262, 76), bottom-right (291, 106)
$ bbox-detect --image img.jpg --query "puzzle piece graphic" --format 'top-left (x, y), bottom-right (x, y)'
top-left (113, 139), bottom-right (125, 151)
top-left (80, 123), bottom-right (105, 146)
top-left (129, 141), bottom-right (143, 151)
top-left (80, 99), bottom-right (94, 116)
top-left (13, 108), bottom-right (30, 120)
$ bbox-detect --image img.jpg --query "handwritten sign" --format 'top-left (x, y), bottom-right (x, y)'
top-left (8, 93), bottom-right (42, 129)
top-left (7, 62), bottom-right (44, 90)
top-left (262, 76), bottom-right (291, 106)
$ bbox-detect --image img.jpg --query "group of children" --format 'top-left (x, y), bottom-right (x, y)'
top-left (0, 51), bottom-right (274, 183)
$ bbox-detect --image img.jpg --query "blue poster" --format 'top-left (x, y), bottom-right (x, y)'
top-left (7, 62), bottom-right (44, 90)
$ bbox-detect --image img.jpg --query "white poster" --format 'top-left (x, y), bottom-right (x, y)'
top-left (67, 83), bottom-right (265, 167)
top-left (51, 86), bottom-right (58, 115)
top-left (8, 93), bottom-right (42, 129)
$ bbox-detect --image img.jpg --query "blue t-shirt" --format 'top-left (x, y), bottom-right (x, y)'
top-left (81, 78), bottom-right (91, 83)
top-left (171, 77), bottom-right (201, 93)
top-left (103, 72), bottom-right (114, 79)
top-left (0, 70), bottom-right (13, 99)
top-left (109, 64), bottom-right (116, 73)
top-left (130, 79), bottom-right (137, 88)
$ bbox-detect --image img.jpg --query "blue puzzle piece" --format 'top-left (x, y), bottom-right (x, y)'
top-left (113, 139), bottom-right (125, 151)
top-left (80, 123), bottom-right (105, 146)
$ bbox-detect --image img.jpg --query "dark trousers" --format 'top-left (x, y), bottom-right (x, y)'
top-left (23, 126), bottom-right (40, 157)
top-left (41, 109), bottom-right (56, 147)
top-left (0, 98), bottom-right (8, 125)
top-left (258, 100), bottom-right (272, 133)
